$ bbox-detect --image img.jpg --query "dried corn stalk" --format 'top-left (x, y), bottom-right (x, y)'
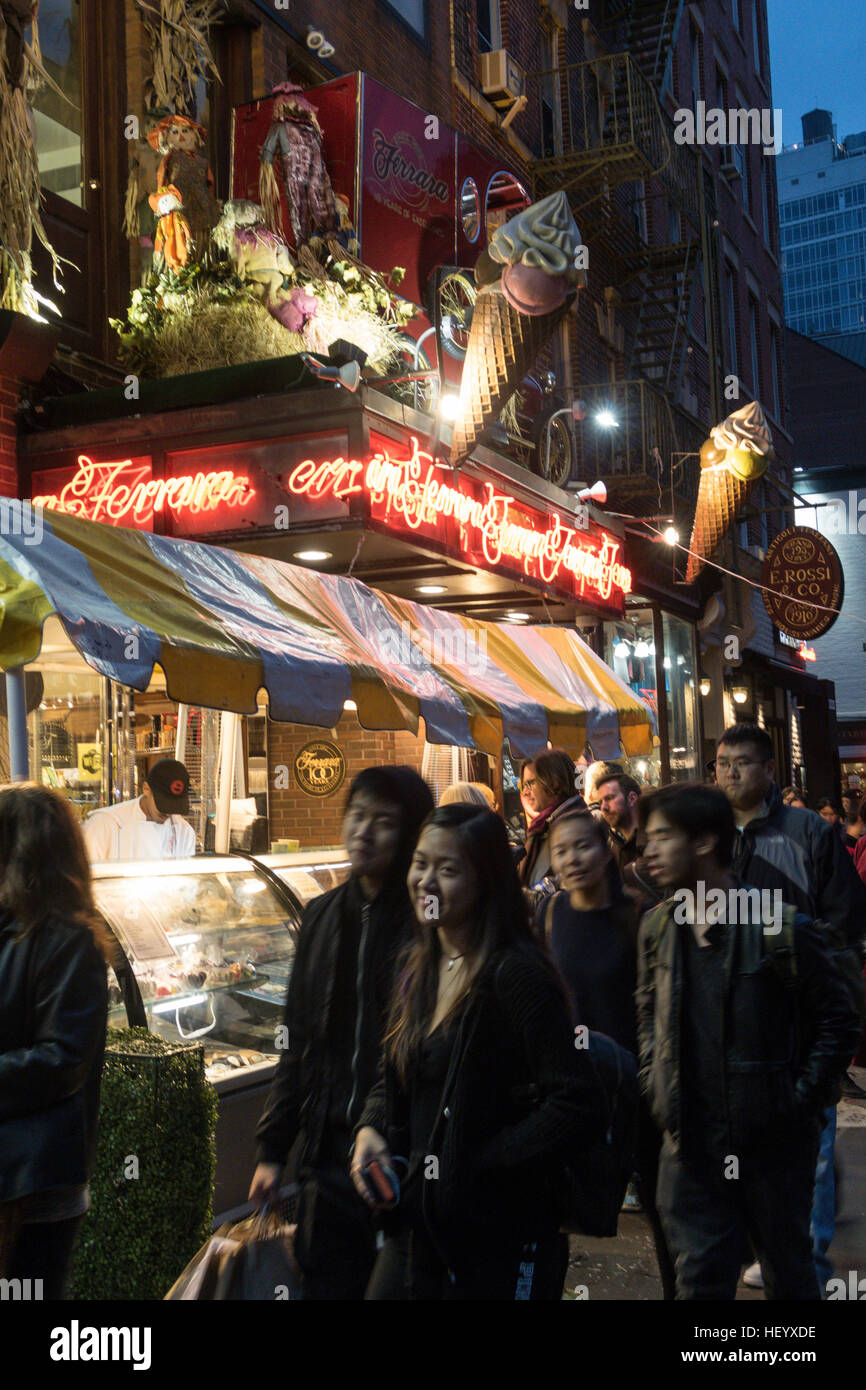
top-left (0, 4), bottom-right (64, 314)
top-left (135, 0), bottom-right (225, 116)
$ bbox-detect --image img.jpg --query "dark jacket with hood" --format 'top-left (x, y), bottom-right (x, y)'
top-left (636, 893), bottom-right (861, 1160)
top-left (256, 874), bottom-right (415, 1177)
top-left (357, 940), bottom-right (607, 1273)
top-left (0, 913), bottom-right (108, 1204)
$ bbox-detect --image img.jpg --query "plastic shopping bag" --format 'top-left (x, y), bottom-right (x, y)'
top-left (164, 1209), bottom-right (300, 1300)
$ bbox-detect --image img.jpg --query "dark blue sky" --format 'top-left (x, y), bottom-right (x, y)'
top-left (766, 0), bottom-right (866, 146)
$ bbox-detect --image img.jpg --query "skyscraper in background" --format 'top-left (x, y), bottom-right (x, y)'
top-left (777, 108), bottom-right (866, 366)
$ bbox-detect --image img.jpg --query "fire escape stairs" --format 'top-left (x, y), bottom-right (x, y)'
top-left (624, 239), bottom-right (697, 398)
top-left (603, 0), bottom-right (706, 102)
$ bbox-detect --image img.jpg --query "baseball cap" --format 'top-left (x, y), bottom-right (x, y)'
top-left (146, 759), bottom-right (191, 815)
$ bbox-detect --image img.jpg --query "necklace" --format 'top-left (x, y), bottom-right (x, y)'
top-left (446, 954), bottom-right (464, 971)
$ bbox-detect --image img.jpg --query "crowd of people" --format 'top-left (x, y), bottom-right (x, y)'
top-left (1, 726), bottom-right (864, 1301)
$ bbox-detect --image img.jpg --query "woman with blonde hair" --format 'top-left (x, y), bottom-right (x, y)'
top-left (0, 785), bottom-right (109, 1298)
top-left (438, 781), bottom-right (496, 810)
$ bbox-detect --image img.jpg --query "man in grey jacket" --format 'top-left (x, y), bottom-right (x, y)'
top-left (715, 723), bottom-right (866, 1291)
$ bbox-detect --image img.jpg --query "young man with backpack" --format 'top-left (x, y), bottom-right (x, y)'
top-left (637, 783), bottom-right (860, 1300)
top-left (714, 724), bottom-right (866, 1290)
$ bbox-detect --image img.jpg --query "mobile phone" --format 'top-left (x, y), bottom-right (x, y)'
top-left (362, 1159), bottom-right (399, 1207)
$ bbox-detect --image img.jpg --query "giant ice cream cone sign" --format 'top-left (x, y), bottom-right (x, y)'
top-left (450, 191), bottom-right (586, 464)
top-left (685, 401), bottom-right (774, 582)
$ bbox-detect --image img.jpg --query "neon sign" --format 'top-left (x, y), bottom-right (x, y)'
top-left (31, 456), bottom-right (255, 529)
top-left (288, 437), bottom-right (632, 606)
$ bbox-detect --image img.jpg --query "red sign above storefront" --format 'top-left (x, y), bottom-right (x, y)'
top-left (287, 435), bottom-right (632, 612)
top-left (30, 456), bottom-right (255, 530)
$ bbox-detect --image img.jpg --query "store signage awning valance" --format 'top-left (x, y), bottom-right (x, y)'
top-left (0, 505), bottom-right (654, 759)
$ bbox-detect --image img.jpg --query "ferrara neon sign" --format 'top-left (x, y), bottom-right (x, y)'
top-left (289, 437), bottom-right (632, 605)
top-left (31, 456), bottom-right (255, 528)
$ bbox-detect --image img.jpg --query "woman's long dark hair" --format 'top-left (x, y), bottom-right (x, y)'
top-left (548, 808), bottom-right (635, 942)
top-left (386, 804), bottom-right (543, 1082)
top-left (0, 785), bottom-right (112, 959)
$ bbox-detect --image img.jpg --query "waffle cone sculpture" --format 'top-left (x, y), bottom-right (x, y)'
top-left (685, 400), bottom-right (773, 582)
top-left (450, 287), bottom-right (571, 463)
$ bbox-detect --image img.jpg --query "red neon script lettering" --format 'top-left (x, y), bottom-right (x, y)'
top-left (32, 456), bottom-right (255, 527)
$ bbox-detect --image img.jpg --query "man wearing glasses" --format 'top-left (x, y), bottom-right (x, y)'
top-left (714, 723), bottom-right (866, 1295)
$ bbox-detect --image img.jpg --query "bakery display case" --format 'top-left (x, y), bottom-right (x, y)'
top-left (93, 849), bottom-right (353, 1219)
top-left (93, 855), bottom-right (303, 1092)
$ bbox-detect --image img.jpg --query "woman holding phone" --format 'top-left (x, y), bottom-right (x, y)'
top-left (350, 804), bottom-right (605, 1300)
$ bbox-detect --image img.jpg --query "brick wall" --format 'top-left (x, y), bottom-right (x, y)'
top-left (266, 709), bottom-right (427, 847)
top-left (0, 375), bottom-right (19, 497)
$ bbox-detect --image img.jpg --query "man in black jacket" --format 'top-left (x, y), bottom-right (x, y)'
top-left (249, 766), bottom-right (433, 1300)
top-left (637, 784), bottom-right (860, 1300)
top-left (715, 723), bottom-right (866, 1290)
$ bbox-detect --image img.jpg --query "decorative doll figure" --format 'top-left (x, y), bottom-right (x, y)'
top-left (212, 200), bottom-right (318, 334)
top-left (258, 83), bottom-right (338, 247)
top-left (148, 185), bottom-right (192, 272)
top-left (147, 114), bottom-right (220, 258)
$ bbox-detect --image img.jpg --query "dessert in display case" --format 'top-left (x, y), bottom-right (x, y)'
top-left (255, 848), bottom-right (352, 905)
top-left (94, 855), bottom-right (305, 1091)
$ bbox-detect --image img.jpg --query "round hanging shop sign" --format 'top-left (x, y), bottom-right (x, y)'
top-left (293, 740), bottom-right (347, 798)
top-left (760, 526), bottom-right (844, 640)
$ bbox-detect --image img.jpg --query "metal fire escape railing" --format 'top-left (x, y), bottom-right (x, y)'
top-left (603, 0), bottom-right (699, 105)
top-left (573, 380), bottom-right (706, 517)
top-left (530, 53), bottom-right (701, 228)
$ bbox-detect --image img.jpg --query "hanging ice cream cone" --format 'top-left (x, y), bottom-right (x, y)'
top-left (685, 401), bottom-right (773, 582)
top-left (450, 288), bottom-right (570, 463)
top-left (685, 463), bottom-right (759, 582)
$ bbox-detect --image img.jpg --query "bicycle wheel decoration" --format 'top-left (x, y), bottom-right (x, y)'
top-left (450, 191), bottom-right (585, 464)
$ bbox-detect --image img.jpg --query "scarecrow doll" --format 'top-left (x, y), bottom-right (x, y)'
top-left (258, 83), bottom-right (338, 247)
top-left (149, 185), bottom-right (192, 272)
top-left (147, 113), bottom-right (220, 259)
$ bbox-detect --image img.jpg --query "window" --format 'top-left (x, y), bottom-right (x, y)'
top-left (382, 0), bottom-right (426, 40)
top-left (716, 68), bottom-right (726, 112)
top-left (751, 0), bottom-right (763, 76)
top-left (749, 296), bottom-right (761, 395)
top-left (690, 27), bottom-right (702, 117)
top-left (476, 0), bottom-right (500, 54)
top-left (725, 265), bottom-right (739, 375)
top-left (769, 323), bottom-right (781, 417)
top-left (29, 0), bottom-right (83, 206)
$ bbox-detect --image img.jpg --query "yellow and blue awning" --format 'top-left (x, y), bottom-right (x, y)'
top-left (0, 504), bottom-right (654, 759)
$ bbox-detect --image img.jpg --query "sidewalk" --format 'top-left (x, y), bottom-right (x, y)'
top-left (563, 1087), bottom-right (866, 1300)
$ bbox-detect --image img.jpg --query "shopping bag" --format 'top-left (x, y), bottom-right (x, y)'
top-left (164, 1209), bottom-right (300, 1300)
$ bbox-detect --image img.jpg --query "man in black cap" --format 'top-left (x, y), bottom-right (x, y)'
top-left (83, 758), bottom-right (195, 862)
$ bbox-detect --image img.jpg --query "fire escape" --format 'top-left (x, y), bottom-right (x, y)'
top-left (526, 1), bottom-right (721, 523)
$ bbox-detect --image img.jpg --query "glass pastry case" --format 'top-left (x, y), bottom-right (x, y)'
top-left (95, 851), bottom-right (351, 1093)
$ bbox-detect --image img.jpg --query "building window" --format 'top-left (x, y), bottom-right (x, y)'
top-left (690, 27), bottom-right (702, 118)
top-left (751, 0), bottom-right (763, 76)
top-left (725, 265), bottom-right (738, 376)
top-left (662, 613), bottom-right (700, 782)
top-left (381, 0), bottom-right (426, 40)
top-left (770, 322), bottom-right (781, 417)
top-left (476, 0), bottom-right (500, 55)
top-left (30, 0), bottom-right (83, 206)
top-left (749, 296), bottom-right (761, 396)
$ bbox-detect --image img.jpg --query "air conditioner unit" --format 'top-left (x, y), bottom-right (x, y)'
top-left (479, 49), bottom-right (525, 107)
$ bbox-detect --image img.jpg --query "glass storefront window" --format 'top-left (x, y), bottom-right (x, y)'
top-left (28, 669), bottom-right (105, 819)
top-left (662, 612), bottom-right (700, 781)
top-left (603, 607), bottom-right (662, 788)
top-left (29, 0), bottom-right (83, 206)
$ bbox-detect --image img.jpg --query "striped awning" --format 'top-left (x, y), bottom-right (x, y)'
top-left (0, 504), bottom-right (654, 759)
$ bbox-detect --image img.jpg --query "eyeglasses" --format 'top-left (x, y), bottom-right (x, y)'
top-left (521, 778), bottom-right (538, 791)
top-left (715, 758), bottom-right (763, 772)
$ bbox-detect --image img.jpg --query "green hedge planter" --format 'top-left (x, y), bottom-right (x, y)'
top-left (70, 1027), bottom-right (218, 1301)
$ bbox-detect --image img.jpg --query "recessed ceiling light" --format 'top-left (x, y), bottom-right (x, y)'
top-left (294, 549), bottom-right (332, 562)
top-left (505, 611), bottom-right (531, 622)
top-left (415, 584), bottom-right (447, 595)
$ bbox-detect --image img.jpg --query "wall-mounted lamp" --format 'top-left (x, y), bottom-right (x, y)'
top-left (699, 677), bottom-right (711, 696)
top-left (732, 686), bottom-right (749, 705)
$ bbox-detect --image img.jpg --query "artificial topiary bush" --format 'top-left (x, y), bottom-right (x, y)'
top-left (70, 1027), bottom-right (218, 1300)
